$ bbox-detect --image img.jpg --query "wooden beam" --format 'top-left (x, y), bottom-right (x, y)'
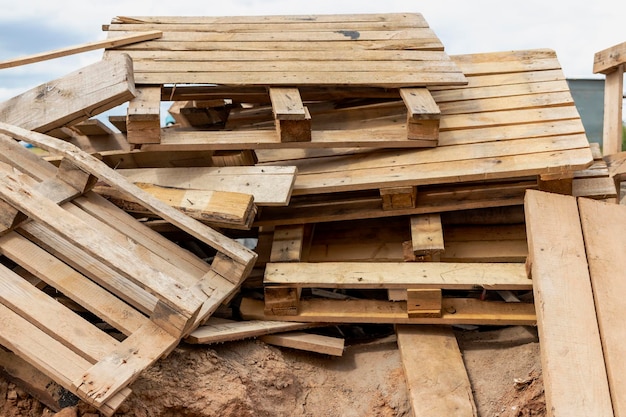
top-left (0, 54), bottom-right (136, 134)
top-left (593, 41), bottom-right (626, 75)
top-left (601, 66), bottom-right (624, 155)
top-left (0, 31), bottom-right (162, 69)
top-left (396, 325), bottom-right (477, 417)
top-left (524, 190), bottom-right (613, 416)
top-left (400, 87), bottom-right (441, 142)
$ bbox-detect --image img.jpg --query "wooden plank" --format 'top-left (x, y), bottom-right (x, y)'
top-left (593, 41), bottom-right (626, 74)
top-left (572, 177), bottom-right (618, 201)
top-left (579, 197), bottom-right (626, 416)
top-left (524, 190), bottom-right (613, 416)
top-left (117, 166), bottom-right (296, 206)
top-left (396, 325), bottom-right (477, 417)
top-left (410, 213), bottom-right (444, 256)
top-left (260, 332), bottom-right (344, 356)
top-left (0, 31), bottom-right (162, 69)
top-left (95, 183), bottom-right (256, 229)
top-left (0, 55), bottom-right (136, 134)
top-left (241, 297), bottom-right (536, 325)
top-left (185, 317), bottom-right (320, 344)
top-left (264, 262), bottom-right (532, 290)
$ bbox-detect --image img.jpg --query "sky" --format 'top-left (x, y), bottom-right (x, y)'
top-left (0, 0), bottom-right (624, 120)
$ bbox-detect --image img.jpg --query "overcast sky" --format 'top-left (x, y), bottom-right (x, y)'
top-left (0, 0), bottom-right (624, 107)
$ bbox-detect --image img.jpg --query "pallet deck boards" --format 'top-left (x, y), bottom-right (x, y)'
top-left (103, 13), bottom-right (465, 87)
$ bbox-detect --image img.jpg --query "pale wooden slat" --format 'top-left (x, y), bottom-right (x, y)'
top-left (263, 262), bottom-right (531, 290)
top-left (0, 31), bottom-right (161, 69)
top-left (117, 166), bottom-right (296, 207)
top-left (185, 317), bottom-right (320, 344)
top-left (600, 68), bottom-right (624, 155)
top-left (260, 332), bottom-right (345, 356)
top-left (0, 55), bottom-right (135, 133)
top-left (396, 325), bottom-right (477, 417)
top-left (524, 190), bottom-right (613, 416)
top-left (579, 198), bottom-right (626, 416)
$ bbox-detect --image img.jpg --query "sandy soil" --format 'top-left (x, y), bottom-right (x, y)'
top-left (0, 325), bottom-right (544, 417)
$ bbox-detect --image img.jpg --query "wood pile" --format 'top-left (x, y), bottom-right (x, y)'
top-left (0, 12), bottom-right (621, 416)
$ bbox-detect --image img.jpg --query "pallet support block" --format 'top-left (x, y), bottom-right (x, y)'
top-left (400, 88), bottom-right (440, 143)
top-left (126, 85), bottom-right (162, 145)
top-left (380, 186), bottom-right (417, 210)
top-left (269, 87), bottom-right (312, 142)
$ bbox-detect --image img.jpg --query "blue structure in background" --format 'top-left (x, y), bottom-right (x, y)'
top-left (567, 78), bottom-right (605, 145)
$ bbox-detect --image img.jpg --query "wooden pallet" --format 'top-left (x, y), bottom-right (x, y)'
top-left (525, 190), bottom-right (626, 416)
top-left (103, 13), bottom-right (466, 145)
top-left (0, 122), bottom-right (257, 415)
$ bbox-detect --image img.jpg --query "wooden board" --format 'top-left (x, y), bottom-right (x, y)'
top-left (185, 318), bottom-right (321, 344)
top-left (524, 190), bottom-right (613, 417)
top-left (396, 325), bottom-right (477, 416)
top-left (103, 13), bottom-right (466, 87)
top-left (260, 332), bottom-right (344, 356)
top-left (240, 297), bottom-right (536, 325)
top-left (117, 165), bottom-right (296, 206)
top-left (264, 262), bottom-right (531, 290)
top-left (0, 55), bottom-right (136, 134)
top-left (579, 198), bottom-right (626, 416)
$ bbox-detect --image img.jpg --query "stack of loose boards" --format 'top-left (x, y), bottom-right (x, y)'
top-left (0, 12), bottom-right (618, 416)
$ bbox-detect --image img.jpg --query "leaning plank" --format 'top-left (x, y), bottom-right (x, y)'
top-left (579, 198), bottom-right (626, 416)
top-left (185, 317), bottom-right (320, 344)
top-left (0, 31), bottom-right (162, 69)
top-left (396, 325), bottom-right (477, 417)
top-left (260, 332), bottom-right (344, 356)
top-left (0, 55), bottom-right (136, 134)
top-left (240, 297), bottom-right (536, 325)
top-left (0, 123), bottom-right (258, 276)
top-left (264, 262), bottom-right (531, 290)
top-left (524, 190), bottom-right (613, 417)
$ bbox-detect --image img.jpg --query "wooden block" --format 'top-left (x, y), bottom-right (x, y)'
top-left (593, 41), bottom-right (626, 75)
top-left (270, 224), bottom-right (308, 262)
top-left (264, 286), bottom-right (301, 316)
top-left (269, 87), bottom-right (312, 142)
top-left (126, 86), bottom-right (162, 144)
top-left (260, 331), bottom-right (345, 356)
top-left (410, 213), bottom-right (444, 257)
top-left (380, 186), bottom-right (416, 210)
top-left (524, 190), bottom-right (613, 416)
top-left (406, 289), bottom-right (442, 318)
top-left (400, 88), bottom-right (441, 142)
top-left (538, 174), bottom-right (574, 195)
top-left (396, 325), bottom-right (477, 416)
top-left (57, 158), bottom-right (99, 193)
top-left (0, 54), bottom-right (136, 133)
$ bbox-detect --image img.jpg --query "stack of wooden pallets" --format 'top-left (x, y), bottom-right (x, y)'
top-left (0, 12), bottom-right (617, 416)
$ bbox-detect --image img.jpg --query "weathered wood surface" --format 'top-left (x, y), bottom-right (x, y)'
top-left (104, 13), bottom-right (466, 87)
top-left (524, 190), bottom-right (613, 417)
top-left (0, 55), bottom-right (136, 134)
top-left (396, 325), bottom-right (477, 417)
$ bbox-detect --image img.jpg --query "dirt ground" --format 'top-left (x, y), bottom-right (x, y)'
top-left (0, 324), bottom-right (544, 417)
